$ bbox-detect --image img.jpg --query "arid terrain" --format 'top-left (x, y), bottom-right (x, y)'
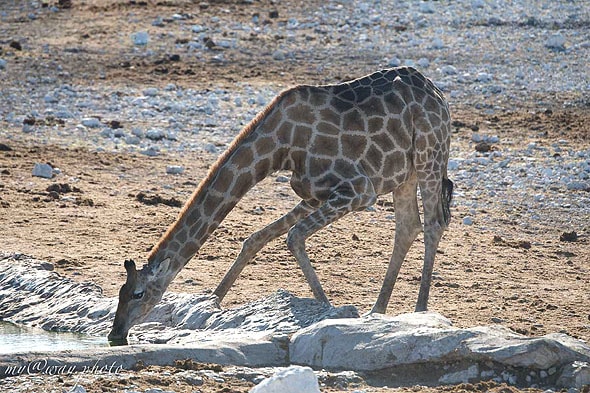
top-left (0, 0), bottom-right (589, 392)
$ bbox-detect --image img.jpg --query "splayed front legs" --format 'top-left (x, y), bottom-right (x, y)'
top-left (214, 200), bottom-right (317, 302)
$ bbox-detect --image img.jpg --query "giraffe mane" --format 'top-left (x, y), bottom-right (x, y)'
top-left (147, 86), bottom-right (297, 264)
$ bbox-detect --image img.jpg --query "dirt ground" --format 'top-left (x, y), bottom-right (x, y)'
top-left (0, 1), bottom-right (589, 392)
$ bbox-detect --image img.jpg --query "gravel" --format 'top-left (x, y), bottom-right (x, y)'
top-left (1, 0), bottom-right (589, 236)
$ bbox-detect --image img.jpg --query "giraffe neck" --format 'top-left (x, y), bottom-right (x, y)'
top-left (146, 90), bottom-right (291, 283)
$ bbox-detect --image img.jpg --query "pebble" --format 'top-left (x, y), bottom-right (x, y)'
top-left (545, 34), bottom-right (566, 51)
top-left (132, 31), bottom-right (149, 46)
top-left (81, 117), bottom-right (102, 128)
top-left (166, 165), bottom-right (185, 175)
top-left (462, 217), bottom-right (474, 226)
top-left (0, 58), bottom-right (6, 69)
top-left (32, 163), bottom-right (54, 179)
top-left (146, 129), bottom-right (166, 141)
top-left (143, 87), bottom-right (159, 97)
top-left (440, 65), bottom-right (457, 75)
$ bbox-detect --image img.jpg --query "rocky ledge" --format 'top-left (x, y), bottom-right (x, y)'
top-left (0, 253), bottom-right (588, 390)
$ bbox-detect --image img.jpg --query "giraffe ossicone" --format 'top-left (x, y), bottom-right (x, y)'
top-left (108, 67), bottom-right (453, 342)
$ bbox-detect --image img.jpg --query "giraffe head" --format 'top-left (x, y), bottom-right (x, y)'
top-left (108, 258), bottom-right (170, 343)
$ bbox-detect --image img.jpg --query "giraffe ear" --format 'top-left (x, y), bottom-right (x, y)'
top-left (147, 258), bottom-right (170, 282)
top-left (124, 259), bottom-right (137, 284)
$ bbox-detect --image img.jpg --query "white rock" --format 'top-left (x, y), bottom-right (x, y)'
top-left (141, 146), bottom-right (160, 156)
top-left (143, 87), bottom-right (159, 97)
top-left (166, 165), bottom-right (185, 175)
top-left (417, 58), bottom-right (430, 68)
top-left (132, 31), bottom-right (149, 46)
top-left (192, 24), bottom-right (206, 33)
top-left (431, 37), bottom-right (444, 49)
top-left (441, 65), bottom-right (457, 75)
top-left (204, 143), bottom-right (218, 153)
top-left (81, 117), bottom-right (102, 128)
top-left (250, 366), bottom-right (320, 393)
top-left (475, 72), bottom-right (493, 82)
top-left (388, 57), bottom-right (401, 67)
top-left (44, 93), bottom-right (58, 103)
top-left (32, 163), bottom-right (54, 179)
top-left (419, 2), bottom-right (435, 13)
top-left (146, 129), bottom-right (165, 141)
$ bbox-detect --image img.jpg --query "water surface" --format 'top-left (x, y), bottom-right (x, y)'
top-left (0, 321), bottom-right (108, 354)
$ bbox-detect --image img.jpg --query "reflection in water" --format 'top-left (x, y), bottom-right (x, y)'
top-left (0, 321), bottom-right (108, 354)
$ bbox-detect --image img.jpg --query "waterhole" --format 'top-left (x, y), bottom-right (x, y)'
top-left (0, 321), bottom-right (108, 354)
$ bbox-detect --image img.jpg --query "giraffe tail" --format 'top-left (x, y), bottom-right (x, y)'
top-left (441, 178), bottom-right (454, 227)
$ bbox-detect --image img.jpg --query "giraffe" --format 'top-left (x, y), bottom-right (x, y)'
top-left (108, 66), bottom-right (453, 342)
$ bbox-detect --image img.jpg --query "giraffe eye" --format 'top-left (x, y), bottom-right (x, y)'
top-left (132, 291), bottom-right (144, 300)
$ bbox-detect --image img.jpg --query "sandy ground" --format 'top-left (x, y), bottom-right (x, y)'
top-left (0, 1), bottom-right (589, 392)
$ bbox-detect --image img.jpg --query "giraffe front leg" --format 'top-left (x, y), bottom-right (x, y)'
top-left (287, 182), bottom-right (377, 305)
top-left (213, 200), bottom-right (317, 303)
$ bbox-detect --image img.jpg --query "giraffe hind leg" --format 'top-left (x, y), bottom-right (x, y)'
top-left (371, 175), bottom-right (422, 314)
top-left (213, 200), bottom-right (317, 302)
top-left (287, 180), bottom-right (377, 304)
top-left (414, 174), bottom-right (448, 312)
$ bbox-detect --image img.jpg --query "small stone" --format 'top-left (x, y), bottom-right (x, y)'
top-left (272, 50), bottom-right (286, 61)
top-left (146, 129), bottom-right (165, 141)
top-left (204, 143), bottom-right (218, 153)
top-left (32, 163), bottom-right (54, 179)
top-left (192, 24), bottom-right (206, 33)
top-left (388, 57), bottom-right (401, 67)
top-left (559, 231), bottom-right (578, 242)
top-left (68, 386), bottom-right (86, 393)
top-left (125, 135), bottom-right (141, 145)
top-left (417, 58), bottom-right (430, 68)
top-left (566, 181), bottom-right (589, 191)
top-left (143, 87), bottom-right (159, 96)
top-left (475, 142), bottom-right (492, 153)
top-left (81, 117), bottom-right (102, 128)
top-left (166, 165), bottom-right (184, 175)
top-left (250, 366), bottom-right (320, 393)
top-left (276, 175), bottom-right (290, 183)
top-left (462, 216), bottom-right (473, 226)
top-left (419, 2), bottom-right (435, 13)
top-left (152, 16), bottom-right (165, 27)
top-left (132, 31), bottom-right (149, 46)
top-left (475, 72), bottom-right (493, 82)
top-left (0, 59), bottom-right (7, 70)
top-left (141, 146), bottom-right (160, 156)
top-left (545, 34), bottom-right (566, 51)
top-left (441, 65), bottom-right (457, 75)
top-left (44, 93), bottom-right (58, 103)
top-left (431, 37), bottom-right (444, 49)
top-left (9, 41), bottom-right (22, 51)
